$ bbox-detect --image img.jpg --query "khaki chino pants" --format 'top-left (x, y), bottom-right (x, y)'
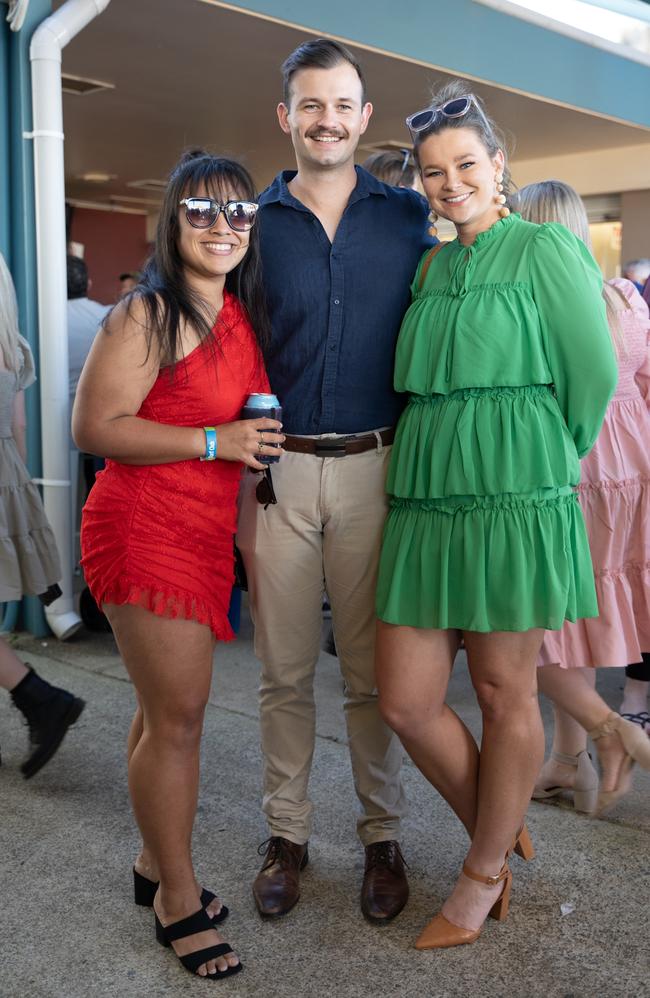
top-left (237, 440), bottom-right (405, 846)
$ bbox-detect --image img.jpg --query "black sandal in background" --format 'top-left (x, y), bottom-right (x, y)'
top-left (154, 907), bottom-right (243, 980)
top-left (620, 710), bottom-right (650, 733)
top-left (133, 868), bottom-right (229, 924)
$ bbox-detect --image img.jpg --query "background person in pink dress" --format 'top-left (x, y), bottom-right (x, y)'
top-left (516, 181), bottom-right (650, 817)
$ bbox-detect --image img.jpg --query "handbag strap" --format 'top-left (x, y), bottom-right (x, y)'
top-left (418, 243), bottom-right (445, 291)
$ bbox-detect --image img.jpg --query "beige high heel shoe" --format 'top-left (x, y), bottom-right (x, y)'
top-left (414, 861), bottom-right (511, 950)
top-left (589, 711), bottom-right (650, 816)
top-left (532, 750), bottom-right (599, 813)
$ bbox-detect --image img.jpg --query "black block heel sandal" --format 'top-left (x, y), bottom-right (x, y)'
top-left (133, 869), bottom-right (229, 923)
top-left (154, 907), bottom-right (243, 981)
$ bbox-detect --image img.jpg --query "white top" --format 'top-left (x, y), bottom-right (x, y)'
top-left (68, 297), bottom-right (110, 397)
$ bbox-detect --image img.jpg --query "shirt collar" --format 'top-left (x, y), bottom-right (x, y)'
top-left (259, 165), bottom-right (388, 209)
top-left (351, 166), bottom-right (389, 202)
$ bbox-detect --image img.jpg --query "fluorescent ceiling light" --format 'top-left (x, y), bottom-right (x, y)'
top-left (76, 171), bottom-right (116, 183)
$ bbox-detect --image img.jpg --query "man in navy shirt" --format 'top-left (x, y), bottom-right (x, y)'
top-left (237, 38), bottom-right (432, 923)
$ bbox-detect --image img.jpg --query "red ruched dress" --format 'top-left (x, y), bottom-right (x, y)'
top-left (81, 292), bottom-right (269, 640)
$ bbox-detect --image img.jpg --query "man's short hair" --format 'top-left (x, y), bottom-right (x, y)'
top-left (281, 38), bottom-right (367, 106)
top-left (362, 150), bottom-right (417, 189)
top-left (67, 255), bottom-right (88, 299)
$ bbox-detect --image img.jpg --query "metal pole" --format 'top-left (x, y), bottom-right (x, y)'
top-left (29, 0), bottom-right (111, 639)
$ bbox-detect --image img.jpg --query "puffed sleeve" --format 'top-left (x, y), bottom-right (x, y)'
top-left (530, 223), bottom-right (617, 458)
top-left (17, 334), bottom-right (36, 390)
top-left (609, 278), bottom-right (650, 408)
top-left (638, 341), bottom-right (650, 411)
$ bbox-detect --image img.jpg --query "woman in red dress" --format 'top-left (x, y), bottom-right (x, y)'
top-left (74, 151), bottom-right (283, 981)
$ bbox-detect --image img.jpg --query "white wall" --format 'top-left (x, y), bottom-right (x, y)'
top-left (620, 189), bottom-right (650, 263)
top-left (512, 141), bottom-right (650, 196)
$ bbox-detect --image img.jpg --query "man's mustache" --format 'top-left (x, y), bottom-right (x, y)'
top-left (306, 128), bottom-right (348, 139)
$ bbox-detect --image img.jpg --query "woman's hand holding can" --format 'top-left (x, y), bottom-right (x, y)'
top-left (211, 417), bottom-right (284, 470)
top-left (240, 393), bottom-right (283, 465)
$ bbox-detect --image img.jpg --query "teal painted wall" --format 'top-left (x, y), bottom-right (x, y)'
top-left (4, 0), bottom-right (51, 460)
top-left (0, 15), bottom-right (10, 258)
top-left (225, 0), bottom-right (650, 129)
top-left (2, 0), bottom-right (52, 635)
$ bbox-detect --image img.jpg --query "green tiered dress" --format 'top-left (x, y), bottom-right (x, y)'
top-left (376, 214), bottom-right (618, 632)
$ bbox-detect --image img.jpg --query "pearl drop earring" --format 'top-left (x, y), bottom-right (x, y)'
top-left (495, 176), bottom-right (510, 219)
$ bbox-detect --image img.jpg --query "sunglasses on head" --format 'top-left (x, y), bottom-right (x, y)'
top-left (179, 197), bottom-right (258, 232)
top-left (405, 95), bottom-right (489, 138)
top-left (398, 147), bottom-right (413, 179)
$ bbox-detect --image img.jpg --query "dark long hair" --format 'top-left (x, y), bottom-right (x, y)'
top-left (123, 149), bottom-right (270, 366)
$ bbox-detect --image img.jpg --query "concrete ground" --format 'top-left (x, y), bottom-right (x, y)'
top-left (0, 608), bottom-right (648, 998)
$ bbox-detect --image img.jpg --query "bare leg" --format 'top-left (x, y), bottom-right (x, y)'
top-left (441, 629), bottom-right (545, 932)
top-left (127, 699), bottom-right (143, 761)
top-left (0, 637), bottom-right (29, 691)
top-left (128, 688), bottom-right (223, 917)
top-left (537, 664), bottom-right (634, 794)
top-left (621, 656), bottom-right (650, 736)
top-left (536, 666), bottom-right (593, 790)
top-left (620, 679), bottom-right (650, 717)
top-left (376, 622), bottom-right (479, 836)
top-left (549, 699), bottom-right (589, 755)
top-left (127, 701), bottom-right (151, 873)
top-left (105, 603), bottom-right (237, 977)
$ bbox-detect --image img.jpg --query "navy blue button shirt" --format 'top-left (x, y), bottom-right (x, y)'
top-left (258, 166), bottom-right (433, 435)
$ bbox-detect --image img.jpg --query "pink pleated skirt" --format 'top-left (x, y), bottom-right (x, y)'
top-left (539, 396), bottom-right (650, 668)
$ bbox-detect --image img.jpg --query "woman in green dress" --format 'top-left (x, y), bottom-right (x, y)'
top-left (375, 81), bottom-right (617, 950)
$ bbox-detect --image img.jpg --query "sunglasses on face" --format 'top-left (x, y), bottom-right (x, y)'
top-left (405, 95), bottom-right (489, 138)
top-left (179, 197), bottom-right (258, 231)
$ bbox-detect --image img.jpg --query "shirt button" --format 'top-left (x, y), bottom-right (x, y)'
top-left (333, 299), bottom-right (340, 305)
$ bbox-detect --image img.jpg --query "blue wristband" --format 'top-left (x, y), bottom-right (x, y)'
top-left (200, 426), bottom-right (217, 461)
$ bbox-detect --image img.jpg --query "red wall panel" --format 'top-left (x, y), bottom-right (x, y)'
top-left (68, 207), bottom-right (150, 304)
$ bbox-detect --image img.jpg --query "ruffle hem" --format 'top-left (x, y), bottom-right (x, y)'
top-left (377, 490), bottom-right (597, 632)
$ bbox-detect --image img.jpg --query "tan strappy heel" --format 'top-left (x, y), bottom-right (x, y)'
top-left (589, 711), bottom-right (650, 816)
top-left (511, 823), bottom-right (535, 861)
top-left (414, 861), bottom-right (512, 950)
top-left (532, 750), bottom-right (599, 813)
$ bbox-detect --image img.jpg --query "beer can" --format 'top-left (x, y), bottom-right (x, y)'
top-left (241, 393), bottom-right (282, 464)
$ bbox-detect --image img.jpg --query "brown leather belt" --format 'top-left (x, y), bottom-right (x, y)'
top-left (284, 427), bottom-right (395, 457)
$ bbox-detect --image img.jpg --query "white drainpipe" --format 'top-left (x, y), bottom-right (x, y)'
top-left (29, 0), bottom-right (111, 639)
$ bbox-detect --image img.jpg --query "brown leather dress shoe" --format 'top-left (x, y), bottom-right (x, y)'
top-left (361, 840), bottom-right (409, 923)
top-left (252, 836), bottom-right (309, 918)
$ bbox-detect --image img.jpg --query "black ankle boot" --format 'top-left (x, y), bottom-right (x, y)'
top-left (10, 667), bottom-right (85, 779)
